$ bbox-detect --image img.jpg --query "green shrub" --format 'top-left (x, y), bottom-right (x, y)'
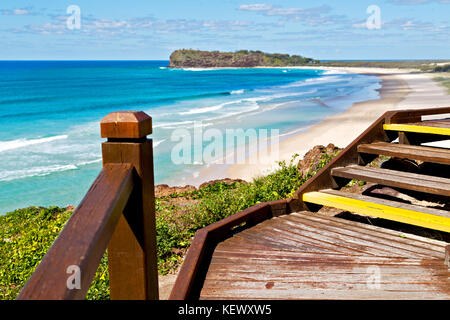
top-left (0, 206), bottom-right (110, 300)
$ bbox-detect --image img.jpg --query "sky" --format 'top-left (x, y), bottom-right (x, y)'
top-left (0, 0), bottom-right (449, 60)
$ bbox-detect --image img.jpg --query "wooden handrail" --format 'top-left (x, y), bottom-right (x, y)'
top-left (18, 163), bottom-right (135, 299)
top-left (18, 111), bottom-right (158, 300)
top-left (386, 106), bottom-right (450, 124)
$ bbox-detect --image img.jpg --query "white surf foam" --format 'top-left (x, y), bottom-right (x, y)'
top-left (0, 135), bottom-right (68, 153)
top-left (182, 68), bottom-right (216, 71)
top-left (154, 139), bottom-right (166, 147)
top-left (179, 103), bottom-right (227, 115)
top-left (0, 164), bottom-right (78, 182)
top-left (153, 120), bottom-right (195, 129)
top-left (76, 158), bottom-right (102, 166)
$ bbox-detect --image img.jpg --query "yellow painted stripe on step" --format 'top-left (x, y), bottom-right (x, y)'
top-left (383, 123), bottom-right (450, 136)
top-left (302, 191), bottom-right (450, 233)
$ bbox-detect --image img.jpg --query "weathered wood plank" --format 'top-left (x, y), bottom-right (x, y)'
top-left (199, 208), bottom-right (450, 300)
top-left (385, 107), bottom-right (450, 124)
top-left (235, 230), bottom-right (338, 254)
top-left (203, 272), bottom-right (450, 287)
top-left (290, 211), bottom-right (448, 249)
top-left (201, 278), bottom-right (447, 292)
top-left (208, 254), bottom-right (444, 267)
top-left (280, 215), bottom-right (445, 258)
top-left (358, 142), bottom-right (450, 165)
top-left (200, 288), bottom-right (449, 300)
top-left (249, 220), bottom-right (421, 258)
top-left (331, 165), bottom-right (450, 196)
top-left (409, 120), bottom-right (450, 129)
top-left (445, 245), bottom-right (450, 268)
top-left (303, 190), bottom-right (450, 232)
top-left (383, 123), bottom-right (450, 136)
top-left (266, 218), bottom-right (440, 258)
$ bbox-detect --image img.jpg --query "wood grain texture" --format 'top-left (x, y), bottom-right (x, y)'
top-left (199, 212), bottom-right (450, 300)
top-left (303, 189), bottom-right (450, 233)
top-left (169, 200), bottom-right (289, 300)
top-left (103, 139), bottom-right (159, 300)
top-left (385, 107), bottom-right (450, 124)
top-left (331, 165), bottom-right (450, 196)
top-left (383, 123), bottom-right (450, 136)
top-left (446, 245), bottom-right (450, 268)
top-left (357, 142), bottom-right (450, 165)
top-left (101, 111), bottom-right (152, 139)
top-left (17, 164), bottom-right (134, 300)
top-left (100, 110), bottom-right (158, 300)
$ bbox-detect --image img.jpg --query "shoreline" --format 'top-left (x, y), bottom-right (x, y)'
top-left (3, 67), bottom-right (448, 212)
top-left (194, 66), bottom-right (449, 183)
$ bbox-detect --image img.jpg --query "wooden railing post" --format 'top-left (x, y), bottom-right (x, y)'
top-left (100, 111), bottom-right (159, 300)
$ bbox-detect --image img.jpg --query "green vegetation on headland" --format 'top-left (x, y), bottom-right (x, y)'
top-left (0, 147), bottom-right (339, 300)
top-left (168, 50), bottom-right (450, 92)
top-left (169, 49), bottom-right (320, 68)
top-left (169, 49), bottom-right (450, 71)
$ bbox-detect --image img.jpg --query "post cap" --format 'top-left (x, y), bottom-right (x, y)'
top-left (101, 111), bottom-right (152, 139)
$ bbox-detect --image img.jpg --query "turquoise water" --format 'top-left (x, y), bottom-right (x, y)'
top-left (0, 61), bottom-right (381, 213)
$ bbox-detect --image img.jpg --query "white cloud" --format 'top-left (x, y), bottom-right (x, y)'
top-left (388, 0), bottom-right (450, 4)
top-left (238, 4), bottom-right (273, 11)
top-left (352, 21), bottom-right (367, 29)
top-left (383, 18), bottom-right (444, 31)
top-left (1, 8), bottom-right (31, 15)
top-left (238, 4), bottom-right (346, 26)
top-left (10, 14), bottom-right (282, 37)
top-left (13, 9), bottom-right (28, 15)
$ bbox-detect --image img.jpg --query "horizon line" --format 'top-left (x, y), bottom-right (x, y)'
top-left (0, 58), bottom-right (449, 62)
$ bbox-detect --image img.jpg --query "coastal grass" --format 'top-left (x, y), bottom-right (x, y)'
top-left (320, 60), bottom-right (450, 71)
top-left (433, 74), bottom-right (450, 93)
top-left (0, 150), bottom-right (337, 300)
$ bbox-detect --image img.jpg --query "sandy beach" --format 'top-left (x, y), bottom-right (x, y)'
top-left (193, 67), bottom-right (449, 184)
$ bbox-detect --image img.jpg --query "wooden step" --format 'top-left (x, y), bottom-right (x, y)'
top-left (302, 189), bottom-right (450, 233)
top-left (357, 142), bottom-right (450, 165)
top-left (331, 165), bottom-right (450, 197)
top-left (383, 123), bottom-right (450, 136)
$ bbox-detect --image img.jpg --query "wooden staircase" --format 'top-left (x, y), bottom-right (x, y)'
top-left (301, 113), bottom-right (450, 233)
top-left (170, 107), bottom-right (450, 300)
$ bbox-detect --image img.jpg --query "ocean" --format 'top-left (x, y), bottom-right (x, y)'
top-left (0, 60), bottom-right (381, 213)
